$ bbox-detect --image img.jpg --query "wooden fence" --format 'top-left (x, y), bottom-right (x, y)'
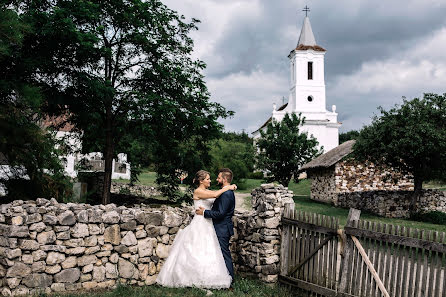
top-left (279, 206), bottom-right (446, 297)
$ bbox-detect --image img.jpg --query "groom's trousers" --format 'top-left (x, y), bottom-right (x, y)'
top-left (217, 235), bottom-right (234, 280)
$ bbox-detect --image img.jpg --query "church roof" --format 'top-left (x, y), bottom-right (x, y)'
top-left (252, 103), bottom-right (288, 134)
top-left (298, 140), bottom-right (356, 172)
top-left (293, 16), bottom-right (326, 52)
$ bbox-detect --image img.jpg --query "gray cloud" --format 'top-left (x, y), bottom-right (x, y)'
top-left (163, 0), bottom-right (446, 134)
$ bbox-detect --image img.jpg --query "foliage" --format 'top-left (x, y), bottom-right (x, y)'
top-left (11, 0), bottom-right (232, 203)
top-left (410, 211), bottom-right (446, 226)
top-left (354, 93), bottom-right (446, 211)
top-left (0, 6), bottom-right (71, 201)
top-left (255, 113), bottom-right (321, 187)
top-left (206, 133), bottom-right (255, 190)
top-left (339, 130), bottom-right (359, 144)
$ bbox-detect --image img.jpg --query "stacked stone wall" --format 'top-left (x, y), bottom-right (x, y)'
top-left (231, 184), bottom-right (294, 283)
top-left (309, 167), bottom-right (336, 203)
top-left (336, 189), bottom-right (446, 218)
top-left (0, 198), bottom-right (193, 296)
top-left (0, 185), bottom-right (294, 295)
top-left (110, 183), bottom-right (159, 198)
top-left (335, 160), bottom-right (414, 193)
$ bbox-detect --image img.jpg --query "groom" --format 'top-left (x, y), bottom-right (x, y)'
top-left (195, 168), bottom-right (235, 282)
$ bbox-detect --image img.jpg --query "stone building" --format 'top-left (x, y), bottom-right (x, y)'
top-left (299, 140), bottom-right (414, 204)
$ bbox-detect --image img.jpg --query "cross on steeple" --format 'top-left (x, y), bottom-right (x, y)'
top-left (302, 5), bottom-right (310, 17)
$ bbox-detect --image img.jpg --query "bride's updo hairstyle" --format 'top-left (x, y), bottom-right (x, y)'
top-left (193, 170), bottom-right (210, 187)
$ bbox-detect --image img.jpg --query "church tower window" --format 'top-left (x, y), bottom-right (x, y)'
top-left (308, 62), bottom-right (313, 80)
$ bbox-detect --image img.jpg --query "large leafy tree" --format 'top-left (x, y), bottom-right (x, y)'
top-left (15, 0), bottom-right (231, 203)
top-left (256, 113), bottom-right (321, 187)
top-left (354, 93), bottom-right (446, 211)
top-left (206, 132), bottom-right (255, 189)
top-left (0, 6), bottom-right (70, 200)
top-left (339, 130), bottom-right (359, 144)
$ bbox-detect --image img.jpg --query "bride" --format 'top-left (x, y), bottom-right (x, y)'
top-left (156, 170), bottom-right (236, 288)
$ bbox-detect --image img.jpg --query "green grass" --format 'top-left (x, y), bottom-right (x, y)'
top-left (293, 195), bottom-right (446, 233)
top-left (423, 180), bottom-right (446, 191)
top-left (41, 277), bottom-right (294, 297)
top-left (113, 171), bottom-right (157, 186)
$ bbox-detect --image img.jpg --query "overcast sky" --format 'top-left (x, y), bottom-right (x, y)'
top-left (163, 0), bottom-right (446, 134)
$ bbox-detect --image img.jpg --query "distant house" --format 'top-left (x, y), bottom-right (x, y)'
top-left (298, 140), bottom-right (414, 204)
top-left (42, 117), bottom-right (131, 180)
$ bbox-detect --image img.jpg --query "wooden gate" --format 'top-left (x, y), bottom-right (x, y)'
top-left (279, 206), bottom-right (446, 297)
top-left (279, 204), bottom-right (341, 296)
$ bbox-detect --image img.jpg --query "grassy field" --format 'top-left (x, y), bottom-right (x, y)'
top-left (42, 277), bottom-right (294, 297)
top-left (293, 195), bottom-right (446, 233)
top-left (113, 171), bottom-right (158, 186)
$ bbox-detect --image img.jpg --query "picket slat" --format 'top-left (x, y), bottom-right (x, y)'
top-left (434, 232), bottom-right (444, 297)
top-left (279, 209), bottom-right (446, 297)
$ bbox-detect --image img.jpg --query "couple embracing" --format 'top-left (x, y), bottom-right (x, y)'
top-left (156, 168), bottom-right (237, 289)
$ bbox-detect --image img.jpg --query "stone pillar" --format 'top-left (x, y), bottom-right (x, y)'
top-left (231, 183), bottom-right (295, 283)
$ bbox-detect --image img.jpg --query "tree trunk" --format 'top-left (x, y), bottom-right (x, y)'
top-left (102, 106), bottom-right (114, 205)
top-left (409, 175), bottom-right (423, 214)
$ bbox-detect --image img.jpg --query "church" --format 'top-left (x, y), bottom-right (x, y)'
top-left (252, 14), bottom-right (341, 153)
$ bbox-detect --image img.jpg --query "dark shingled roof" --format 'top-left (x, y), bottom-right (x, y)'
top-left (299, 140), bottom-right (356, 172)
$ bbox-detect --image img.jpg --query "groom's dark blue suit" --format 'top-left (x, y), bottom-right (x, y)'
top-left (203, 190), bottom-right (235, 280)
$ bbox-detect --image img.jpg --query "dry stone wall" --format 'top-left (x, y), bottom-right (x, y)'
top-left (231, 184), bottom-right (294, 283)
top-left (335, 160), bottom-right (414, 193)
top-left (336, 189), bottom-right (446, 218)
top-left (309, 167), bottom-right (336, 203)
top-left (110, 183), bottom-right (159, 198)
top-left (0, 198), bottom-right (193, 296)
top-left (0, 185), bottom-right (294, 295)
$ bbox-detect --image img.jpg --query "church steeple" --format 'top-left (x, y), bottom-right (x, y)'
top-left (297, 16), bottom-right (316, 46)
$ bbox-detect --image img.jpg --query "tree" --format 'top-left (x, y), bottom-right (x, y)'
top-left (353, 93), bottom-right (446, 212)
top-left (206, 134), bottom-right (255, 189)
top-left (256, 113), bottom-right (321, 187)
top-left (0, 6), bottom-right (71, 200)
top-left (339, 130), bottom-right (359, 144)
top-left (17, 0), bottom-right (232, 203)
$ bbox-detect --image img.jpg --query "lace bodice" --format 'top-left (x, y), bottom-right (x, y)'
top-left (193, 198), bottom-right (215, 210)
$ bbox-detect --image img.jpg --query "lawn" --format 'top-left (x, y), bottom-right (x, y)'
top-left (113, 171), bottom-right (157, 186)
top-left (42, 277), bottom-right (295, 297)
top-left (293, 195), bottom-right (446, 233)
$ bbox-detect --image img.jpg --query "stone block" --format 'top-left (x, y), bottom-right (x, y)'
top-left (54, 268), bottom-right (81, 283)
top-left (121, 231), bottom-right (137, 246)
top-left (6, 262), bottom-right (31, 277)
top-left (22, 273), bottom-right (53, 288)
top-left (71, 223), bottom-right (89, 238)
top-left (37, 230), bottom-right (56, 244)
top-left (58, 210), bottom-right (76, 225)
top-left (118, 258), bottom-right (135, 279)
top-left (104, 225), bottom-right (121, 245)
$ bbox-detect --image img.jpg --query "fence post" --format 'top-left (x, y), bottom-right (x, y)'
top-left (280, 203), bottom-right (294, 276)
top-left (338, 208), bottom-right (361, 293)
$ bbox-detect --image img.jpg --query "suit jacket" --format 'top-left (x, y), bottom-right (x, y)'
top-left (204, 190), bottom-right (235, 237)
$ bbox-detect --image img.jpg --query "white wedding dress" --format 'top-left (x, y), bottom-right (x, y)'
top-left (156, 198), bottom-right (232, 288)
